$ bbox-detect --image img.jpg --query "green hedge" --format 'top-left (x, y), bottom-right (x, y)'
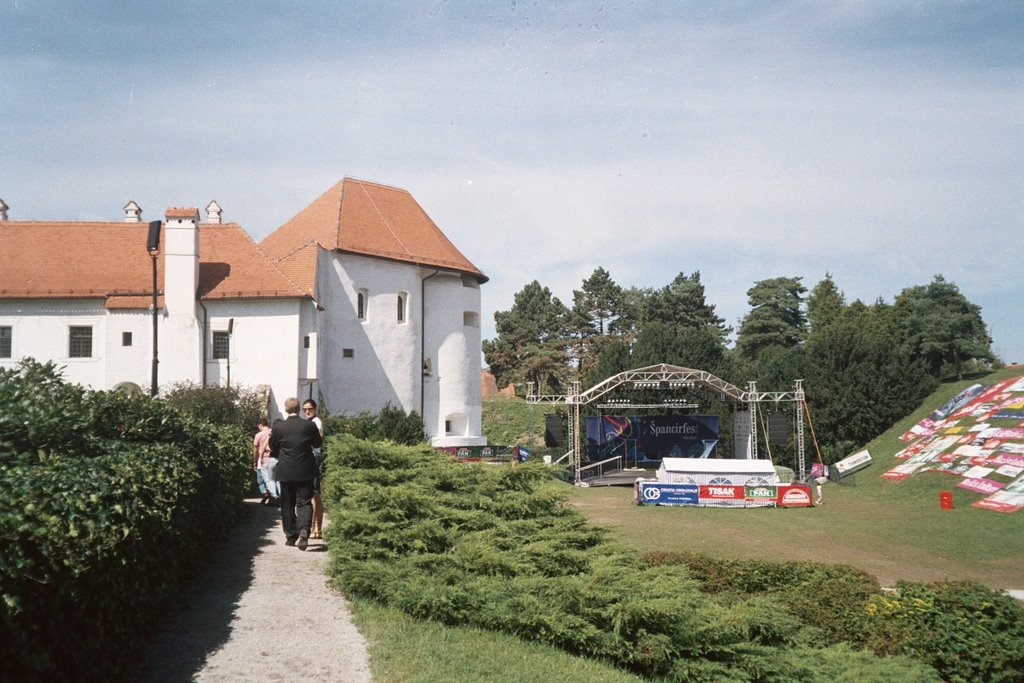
top-left (322, 435), bottom-right (940, 682)
top-left (639, 548), bottom-right (1024, 682)
top-left (0, 361), bottom-right (250, 681)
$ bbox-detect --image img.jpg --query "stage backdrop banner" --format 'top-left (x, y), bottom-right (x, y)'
top-left (586, 414), bottom-right (719, 463)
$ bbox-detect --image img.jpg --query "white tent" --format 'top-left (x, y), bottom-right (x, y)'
top-left (657, 458), bottom-right (778, 486)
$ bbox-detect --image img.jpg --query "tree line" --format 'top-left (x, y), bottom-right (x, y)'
top-left (482, 269), bottom-right (998, 460)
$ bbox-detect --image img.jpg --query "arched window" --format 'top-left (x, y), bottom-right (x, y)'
top-left (397, 291), bottom-right (408, 323)
top-left (357, 289), bottom-right (367, 320)
top-left (708, 476), bottom-right (733, 485)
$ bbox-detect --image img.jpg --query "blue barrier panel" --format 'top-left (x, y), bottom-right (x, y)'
top-left (638, 482), bottom-right (700, 506)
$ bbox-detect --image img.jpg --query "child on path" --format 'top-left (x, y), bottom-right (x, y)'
top-left (254, 417), bottom-right (278, 505)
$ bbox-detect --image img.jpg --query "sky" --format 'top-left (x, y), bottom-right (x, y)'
top-left (2, 1), bottom-right (1022, 363)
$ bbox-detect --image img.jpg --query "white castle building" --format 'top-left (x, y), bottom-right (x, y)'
top-left (0, 179), bottom-right (488, 447)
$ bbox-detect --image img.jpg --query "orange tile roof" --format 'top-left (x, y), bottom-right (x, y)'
top-left (0, 220), bottom-right (306, 304)
top-left (259, 177), bottom-right (488, 283)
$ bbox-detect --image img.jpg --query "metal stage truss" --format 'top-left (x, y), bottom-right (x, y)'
top-left (527, 363), bottom-right (807, 484)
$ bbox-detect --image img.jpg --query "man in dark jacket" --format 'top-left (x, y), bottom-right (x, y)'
top-left (269, 397), bottom-right (323, 550)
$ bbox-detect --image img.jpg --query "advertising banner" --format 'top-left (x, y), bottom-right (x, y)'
top-left (834, 449), bottom-right (873, 477)
top-left (637, 482), bottom-right (699, 506)
top-left (957, 477), bottom-right (1004, 495)
top-left (745, 485), bottom-right (777, 501)
top-left (699, 485), bottom-right (744, 500)
top-left (933, 383), bottom-right (986, 420)
top-left (637, 483), bottom-right (814, 508)
top-left (776, 484), bottom-right (813, 507)
top-left (585, 414), bottom-right (719, 463)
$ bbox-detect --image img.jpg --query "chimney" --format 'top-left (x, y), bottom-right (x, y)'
top-left (123, 200), bottom-right (142, 223)
top-left (163, 207), bottom-right (200, 317)
top-left (205, 200), bottom-right (222, 224)
top-left (0, 199), bottom-right (7, 221)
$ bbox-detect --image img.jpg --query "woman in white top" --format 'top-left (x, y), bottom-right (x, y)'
top-left (303, 399), bottom-right (325, 539)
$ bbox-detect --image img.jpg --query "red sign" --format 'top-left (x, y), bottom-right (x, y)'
top-left (699, 485), bottom-right (743, 500)
top-left (776, 484), bottom-right (812, 507)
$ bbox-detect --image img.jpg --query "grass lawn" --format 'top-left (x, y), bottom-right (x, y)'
top-left (570, 482), bottom-right (1024, 588)
top-left (349, 599), bottom-right (645, 683)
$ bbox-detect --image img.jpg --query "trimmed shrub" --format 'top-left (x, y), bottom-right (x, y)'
top-left (860, 581), bottom-right (1024, 683)
top-left (321, 402), bottom-right (426, 445)
top-left (322, 434), bottom-right (939, 681)
top-left (0, 360), bottom-right (250, 681)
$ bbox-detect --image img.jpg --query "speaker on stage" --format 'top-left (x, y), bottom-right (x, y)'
top-left (544, 412), bottom-right (565, 448)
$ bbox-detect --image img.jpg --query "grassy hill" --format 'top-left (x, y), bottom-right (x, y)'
top-left (481, 394), bottom-right (549, 449)
top-left (566, 366), bottom-right (1024, 589)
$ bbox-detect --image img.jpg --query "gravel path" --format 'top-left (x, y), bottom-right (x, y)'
top-left (127, 500), bottom-right (372, 682)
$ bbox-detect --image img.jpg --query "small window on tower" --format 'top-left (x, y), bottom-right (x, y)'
top-left (357, 289), bottom-right (368, 320)
top-left (397, 291), bottom-right (408, 323)
top-left (122, 332), bottom-right (133, 347)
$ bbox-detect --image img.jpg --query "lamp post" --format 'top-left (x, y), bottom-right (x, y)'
top-left (146, 220), bottom-right (161, 396)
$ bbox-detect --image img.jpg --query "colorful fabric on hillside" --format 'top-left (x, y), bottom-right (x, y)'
top-left (884, 376), bottom-right (1024, 513)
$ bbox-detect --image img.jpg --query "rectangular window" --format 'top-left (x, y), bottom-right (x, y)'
top-left (303, 335), bottom-right (310, 349)
top-left (342, 348), bottom-right (354, 358)
top-left (0, 326), bottom-right (11, 358)
top-left (69, 326), bottom-right (93, 358)
top-left (212, 331), bottom-right (230, 359)
top-left (122, 331), bottom-right (133, 347)
top-left (463, 311), bottom-right (479, 327)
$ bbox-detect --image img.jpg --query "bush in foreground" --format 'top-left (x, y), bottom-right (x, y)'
top-left (0, 361), bottom-right (250, 681)
top-left (323, 435), bottom-right (939, 681)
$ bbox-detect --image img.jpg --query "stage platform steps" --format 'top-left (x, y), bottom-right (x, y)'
top-left (583, 466), bottom-right (658, 487)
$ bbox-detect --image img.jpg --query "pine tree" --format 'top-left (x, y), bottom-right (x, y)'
top-left (735, 276), bottom-right (808, 360)
top-left (482, 280), bottom-right (570, 391)
top-left (894, 275), bottom-right (995, 380)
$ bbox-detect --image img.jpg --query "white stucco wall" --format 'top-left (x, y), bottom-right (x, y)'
top-left (424, 273), bottom-right (486, 447)
top-left (0, 299), bottom-right (111, 388)
top-left (0, 296), bottom-right (305, 417)
top-left (315, 251), bottom-right (485, 445)
top-left (201, 298), bottom-right (304, 420)
top-left (317, 252), bottom-right (418, 415)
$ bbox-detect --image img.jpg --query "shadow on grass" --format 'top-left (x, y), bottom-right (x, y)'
top-left (124, 500), bottom-right (279, 682)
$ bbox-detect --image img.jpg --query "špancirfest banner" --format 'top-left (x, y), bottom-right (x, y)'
top-left (883, 376), bottom-right (1024, 513)
top-left (586, 415), bottom-right (719, 463)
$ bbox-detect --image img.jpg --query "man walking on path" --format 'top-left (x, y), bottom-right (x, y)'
top-left (269, 397), bottom-right (323, 550)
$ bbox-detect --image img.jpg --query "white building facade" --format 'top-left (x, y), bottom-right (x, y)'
top-left (0, 179), bottom-right (488, 446)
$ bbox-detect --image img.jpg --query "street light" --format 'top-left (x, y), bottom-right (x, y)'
top-left (146, 220), bottom-right (161, 396)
